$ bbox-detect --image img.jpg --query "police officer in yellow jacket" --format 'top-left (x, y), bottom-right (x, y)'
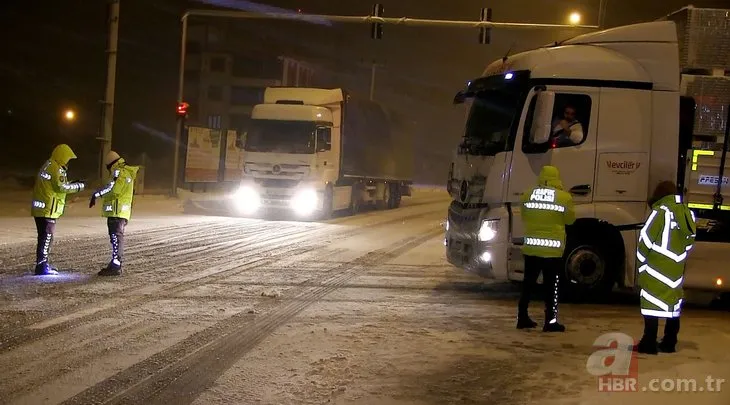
top-left (89, 151), bottom-right (139, 276)
top-left (518, 165), bottom-right (575, 332)
top-left (31, 144), bottom-right (85, 275)
top-left (636, 181), bottom-right (696, 354)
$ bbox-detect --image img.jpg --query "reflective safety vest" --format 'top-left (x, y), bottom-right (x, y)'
top-left (31, 159), bottom-right (84, 219)
top-left (94, 159), bottom-right (139, 220)
top-left (637, 194), bottom-right (696, 318)
top-left (520, 185), bottom-right (576, 258)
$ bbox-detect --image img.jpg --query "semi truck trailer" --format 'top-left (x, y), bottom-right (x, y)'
top-left (231, 87), bottom-right (412, 218)
top-left (444, 7), bottom-right (730, 300)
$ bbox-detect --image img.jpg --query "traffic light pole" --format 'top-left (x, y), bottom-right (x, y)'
top-left (99, 0), bottom-right (119, 181)
top-left (171, 7), bottom-right (599, 196)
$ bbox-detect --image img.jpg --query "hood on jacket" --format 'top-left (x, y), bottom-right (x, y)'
top-left (538, 165), bottom-right (564, 190)
top-left (51, 144), bottom-right (77, 166)
top-left (653, 194), bottom-right (697, 240)
top-left (110, 158), bottom-right (140, 178)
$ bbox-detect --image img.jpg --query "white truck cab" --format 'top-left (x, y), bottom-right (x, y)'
top-left (445, 19), bottom-right (730, 299)
top-left (232, 87), bottom-right (412, 218)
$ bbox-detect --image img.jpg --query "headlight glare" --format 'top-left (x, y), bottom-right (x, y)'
top-left (478, 220), bottom-right (498, 241)
top-left (291, 188), bottom-right (318, 216)
top-left (232, 186), bottom-right (260, 214)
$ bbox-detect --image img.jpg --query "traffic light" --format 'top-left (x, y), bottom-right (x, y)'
top-left (371, 4), bottom-right (383, 39)
top-left (479, 8), bottom-right (492, 44)
top-left (176, 101), bottom-right (189, 117)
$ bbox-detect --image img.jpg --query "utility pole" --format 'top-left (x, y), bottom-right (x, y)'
top-left (369, 62), bottom-right (376, 101)
top-left (99, 0), bottom-right (120, 180)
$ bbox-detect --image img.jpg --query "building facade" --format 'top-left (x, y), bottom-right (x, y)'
top-left (183, 23), bottom-right (318, 133)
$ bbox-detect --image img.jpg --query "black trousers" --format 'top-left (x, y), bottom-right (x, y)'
top-left (34, 217), bottom-right (56, 265)
top-left (641, 315), bottom-right (680, 345)
top-left (519, 255), bottom-right (561, 321)
top-left (107, 217), bottom-right (127, 265)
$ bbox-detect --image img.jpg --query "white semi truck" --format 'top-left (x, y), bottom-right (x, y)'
top-left (444, 8), bottom-right (730, 300)
top-left (231, 87), bottom-right (412, 218)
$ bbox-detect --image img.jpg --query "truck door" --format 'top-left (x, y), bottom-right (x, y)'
top-left (507, 85), bottom-right (599, 206)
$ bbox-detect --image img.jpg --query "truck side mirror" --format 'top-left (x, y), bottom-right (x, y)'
top-left (316, 127), bottom-right (331, 152)
top-left (529, 91), bottom-right (555, 144)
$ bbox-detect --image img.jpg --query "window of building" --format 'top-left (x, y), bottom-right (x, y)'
top-left (208, 115), bottom-right (222, 129)
top-left (209, 56), bottom-right (226, 73)
top-left (523, 93), bottom-right (592, 153)
top-left (230, 86), bottom-right (263, 106)
top-left (207, 85), bottom-right (223, 101)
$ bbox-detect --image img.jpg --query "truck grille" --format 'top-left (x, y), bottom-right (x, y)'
top-left (255, 178), bottom-right (300, 188)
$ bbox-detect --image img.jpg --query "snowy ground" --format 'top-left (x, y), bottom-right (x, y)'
top-left (0, 190), bottom-right (729, 404)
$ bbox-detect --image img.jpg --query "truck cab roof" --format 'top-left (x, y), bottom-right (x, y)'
top-left (482, 21), bottom-right (679, 92)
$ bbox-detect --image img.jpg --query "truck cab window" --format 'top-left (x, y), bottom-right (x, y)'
top-left (523, 93), bottom-right (592, 152)
top-left (316, 127), bottom-right (332, 151)
top-left (462, 89), bottom-right (521, 156)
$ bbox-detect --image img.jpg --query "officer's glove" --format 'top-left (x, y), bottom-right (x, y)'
top-left (89, 195), bottom-right (97, 208)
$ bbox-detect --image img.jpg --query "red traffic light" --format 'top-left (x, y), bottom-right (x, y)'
top-left (176, 102), bottom-right (189, 116)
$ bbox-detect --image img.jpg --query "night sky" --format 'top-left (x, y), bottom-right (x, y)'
top-left (1, 0), bottom-right (728, 186)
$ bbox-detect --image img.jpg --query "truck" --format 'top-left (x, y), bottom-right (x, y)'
top-left (230, 87), bottom-right (412, 218)
top-left (444, 6), bottom-right (730, 300)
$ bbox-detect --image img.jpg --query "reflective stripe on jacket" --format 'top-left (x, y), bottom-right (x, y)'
top-left (520, 166), bottom-right (575, 258)
top-left (31, 159), bottom-right (83, 218)
top-left (637, 194), bottom-right (696, 318)
top-left (94, 158), bottom-right (139, 220)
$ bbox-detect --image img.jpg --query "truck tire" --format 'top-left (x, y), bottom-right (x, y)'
top-left (560, 226), bottom-right (619, 302)
top-left (376, 183), bottom-right (390, 210)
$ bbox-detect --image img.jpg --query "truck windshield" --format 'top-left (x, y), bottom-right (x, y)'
top-left (462, 89), bottom-right (521, 156)
top-left (244, 120), bottom-right (316, 154)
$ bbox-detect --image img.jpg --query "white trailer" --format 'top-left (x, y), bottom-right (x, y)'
top-left (230, 87), bottom-right (412, 218)
top-left (444, 8), bottom-right (730, 300)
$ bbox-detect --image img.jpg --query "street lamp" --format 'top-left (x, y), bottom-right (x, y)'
top-left (63, 109), bottom-right (76, 122)
top-left (569, 12), bottom-right (582, 25)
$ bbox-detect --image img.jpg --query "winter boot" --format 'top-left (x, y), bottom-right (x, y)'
top-left (657, 339), bottom-right (676, 353)
top-left (34, 263), bottom-right (59, 276)
top-left (543, 307), bottom-right (565, 332)
top-left (635, 339), bottom-right (658, 354)
top-left (543, 320), bottom-right (566, 332)
top-left (517, 316), bottom-right (538, 329)
top-left (98, 261), bottom-right (122, 276)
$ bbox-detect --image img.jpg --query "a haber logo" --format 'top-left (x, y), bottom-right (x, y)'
top-left (586, 332), bottom-right (639, 392)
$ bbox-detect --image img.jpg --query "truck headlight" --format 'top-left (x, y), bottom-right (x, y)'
top-left (291, 188), bottom-right (318, 215)
top-left (232, 186), bottom-right (260, 214)
top-left (478, 220), bottom-right (498, 242)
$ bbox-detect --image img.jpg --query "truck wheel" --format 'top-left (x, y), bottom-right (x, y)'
top-left (376, 183), bottom-right (390, 210)
top-left (561, 228), bottom-right (618, 302)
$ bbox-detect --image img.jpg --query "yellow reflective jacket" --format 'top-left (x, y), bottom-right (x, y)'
top-left (94, 158), bottom-right (139, 220)
top-left (637, 194), bottom-right (696, 318)
top-left (31, 144), bottom-right (84, 219)
top-left (520, 166), bottom-right (576, 258)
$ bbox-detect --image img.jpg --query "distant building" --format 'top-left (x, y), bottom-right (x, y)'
top-left (183, 23), bottom-right (319, 133)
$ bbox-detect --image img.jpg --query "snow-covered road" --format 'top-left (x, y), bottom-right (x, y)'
top-left (0, 191), bottom-right (728, 404)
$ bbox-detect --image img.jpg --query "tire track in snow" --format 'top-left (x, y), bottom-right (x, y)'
top-left (0, 208), bottom-right (443, 354)
top-left (60, 225), bottom-right (444, 405)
